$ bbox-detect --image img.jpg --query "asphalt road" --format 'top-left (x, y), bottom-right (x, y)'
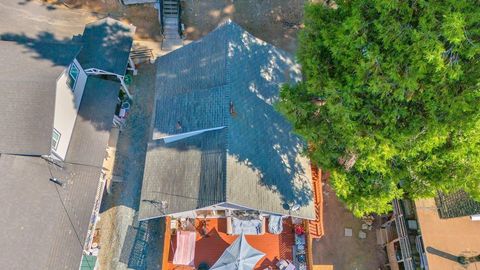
top-left (0, 0), bottom-right (97, 40)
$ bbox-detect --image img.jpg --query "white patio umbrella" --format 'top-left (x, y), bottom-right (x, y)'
top-left (209, 234), bottom-right (265, 270)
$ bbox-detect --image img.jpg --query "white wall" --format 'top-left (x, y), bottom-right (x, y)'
top-left (51, 59), bottom-right (88, 160)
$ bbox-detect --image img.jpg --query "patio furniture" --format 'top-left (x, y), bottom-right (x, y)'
top-left (198, 262), bottom-right (209, 270)
top-left (294, 224), bottom-right (305, 235)
top-left (210, 234), bottom-right (265, 270)
top-left (277, 259), bottom-right (295, 270)
top-left (173, 230), bottom-right (196, 266)
top-left (293, 233), bottom-right (307, 270)
top-left (227, 216), bottom-right (266, 235)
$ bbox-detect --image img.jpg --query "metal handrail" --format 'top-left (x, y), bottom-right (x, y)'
top-left (393, 199), bottom-right (416, 270)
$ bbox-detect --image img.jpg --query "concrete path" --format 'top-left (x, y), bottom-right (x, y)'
top-left (96, 64), bottom-right (162, 270)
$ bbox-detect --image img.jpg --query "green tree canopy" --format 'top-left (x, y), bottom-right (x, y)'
top-left (278, 0), bottom-right (480, 217)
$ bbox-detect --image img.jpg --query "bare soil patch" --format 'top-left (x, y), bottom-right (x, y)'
top-left (313, 183), bottom-right (386, 270)
top-left (181, 0), bottom-right (305, 53)
top-left (38, 0), bottom-right (162, 41)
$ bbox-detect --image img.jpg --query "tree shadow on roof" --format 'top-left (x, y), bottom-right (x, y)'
top-left (224, 23), bottom-right (311, 209)
top-left (77, 17), bottom-right (135, 75)
top-left (0, 29), bottom-right (129, 134)
top-left (0, 31), bottom-right (82, 67)
top-left (148, 22), bottom-right (311, 214)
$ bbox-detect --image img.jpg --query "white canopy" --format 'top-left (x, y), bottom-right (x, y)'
top-left (210, 234), bottom-right (265, 270)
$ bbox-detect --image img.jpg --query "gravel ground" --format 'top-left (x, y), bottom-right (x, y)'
top-left (312, 183), bottom-right (386, 270)
top-left (0, 0), bottom-right (94, 40)
top-left (40, 0), bottom-right (162, 41)
top-left (96, 63), bottom-right (161, 270)
top-left (181, 0), bottom-right (305, 53)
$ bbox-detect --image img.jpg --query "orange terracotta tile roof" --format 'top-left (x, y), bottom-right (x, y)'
top-left (165, 218), bottom-right (296, 270)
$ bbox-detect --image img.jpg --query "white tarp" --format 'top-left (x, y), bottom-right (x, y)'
top-left (268, 215), bottom-right (283, 234)
top-left (210, 234), bottom-right (265, 270)
top-left (172, 230), bottom-right (196, 266)
top-left (231, 217), bottom-right (263, 235)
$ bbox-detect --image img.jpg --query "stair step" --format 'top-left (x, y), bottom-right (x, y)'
top-left (164, 28), bottom-right (178, 33)
top-left (162, 38), bottom-right (183, 51)
top-left (164, 30), bottom-right (179, 35)
top-left (164, 17), bottom-right (178, 23)
top-left (164, 27), bottom-right (178, 31)
top-left (163, 32), bottom-right (180, 39)
top-left (160, 0), bottom-right (180, 40)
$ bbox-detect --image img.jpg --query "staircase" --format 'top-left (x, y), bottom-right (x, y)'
top-left (161, 0), bottom-right (183, 51)
top-left (130, 43), bottom-right (154, 64)
top-left (307, 166), bottom-right (324, 238)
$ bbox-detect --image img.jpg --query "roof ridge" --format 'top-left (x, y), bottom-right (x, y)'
top-left (223, 20), bottom-right (233, 203)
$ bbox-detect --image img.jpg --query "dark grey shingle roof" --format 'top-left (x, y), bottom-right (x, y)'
top-left (0, 76), bottom-right (119, 269)
top-left (76, 17), bottom-right (135, 75)
top-left (153, 85), bottom-right (228, 139)
top-left (141, 129), bottom-right (227, 218)
top-left (0, 41), bottom-right (80, 155)
top-left (436, 190), bottom-right (480, 219)
top-left (66, 77), bottom-right (120, 167)
top-left (139, 21), bottom-right (314, 220)
top-left (0, 155), bottom-right (101, 270)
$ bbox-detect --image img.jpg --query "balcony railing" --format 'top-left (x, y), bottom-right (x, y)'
top-left (393, 199), bottom-right (416, 270)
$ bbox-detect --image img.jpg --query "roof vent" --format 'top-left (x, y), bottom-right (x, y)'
top-left (175, 121), bottom-right (182, 132)
top-left (49, 177), bottom-right (64, 187)
top-left (229, 101), bottom-right (237, 117)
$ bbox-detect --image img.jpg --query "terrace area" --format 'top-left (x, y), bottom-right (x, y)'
top-left (163, 217), bottom-right (299, 270)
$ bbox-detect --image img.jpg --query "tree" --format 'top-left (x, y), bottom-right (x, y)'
top-left (278, 0), bottom-right (480, 217)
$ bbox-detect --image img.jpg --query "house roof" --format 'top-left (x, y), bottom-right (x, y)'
top-left (142, 129), bottom-right (227, 216)
top-left (435, 190), bottom-right (480, 219)
top-left (0, 41), bottom-right (80, 155)
top-left (139, 21), bottom-right (314, 220)
top-left (76, 17), bottom-right (135, 75)
top-left (415, 198), bottom-right (480, 270)
top-left (0, 76), bottom-right (119, 270)
top-left (65, 77), bottom-right (121, 167)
